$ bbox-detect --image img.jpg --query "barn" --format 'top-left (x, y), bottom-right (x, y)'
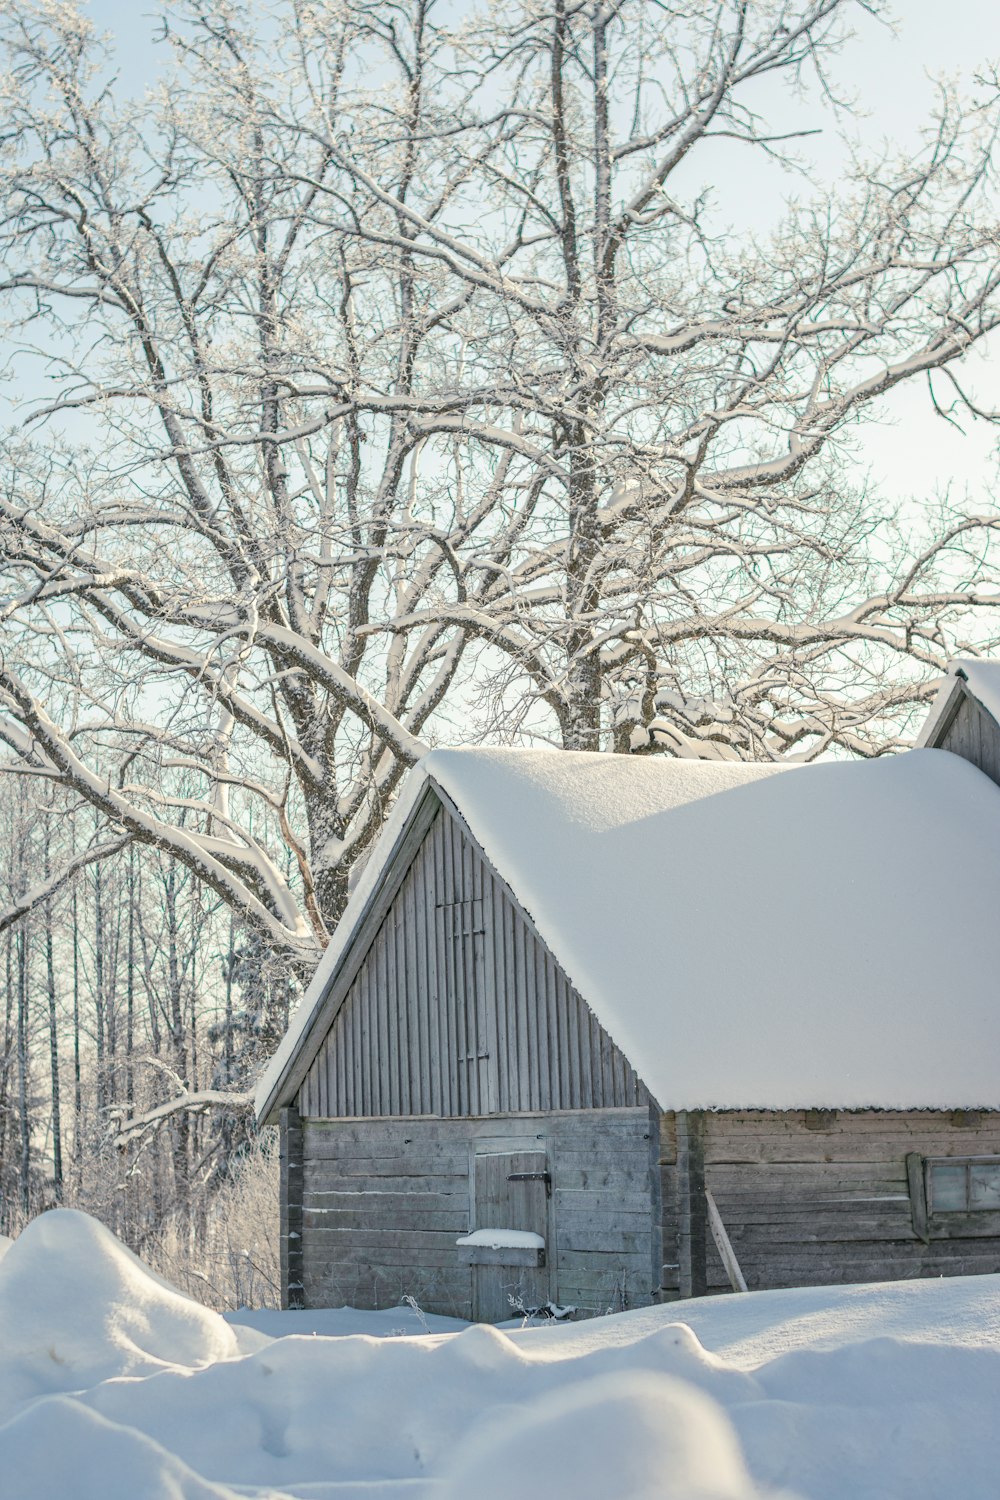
top-left (256, 666), bottom-right (1000, 1320)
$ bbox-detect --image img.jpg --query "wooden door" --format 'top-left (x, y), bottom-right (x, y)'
top-left (471, 1149), bottom-right (550, 1322)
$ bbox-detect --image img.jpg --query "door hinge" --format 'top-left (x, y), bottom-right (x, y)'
top-left (508, 1170), bottom-right (552, 1197)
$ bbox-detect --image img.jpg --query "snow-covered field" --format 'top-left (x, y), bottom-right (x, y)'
top-left (4, 1211), bottom-right (1000, 1499)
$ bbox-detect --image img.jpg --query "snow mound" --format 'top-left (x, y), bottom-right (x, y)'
top-left (0, 1397), bottom-right (244, 1500)
top-left (0, 1209), bottom-right (241, 1414)
top-left (6, 1212), bottom-right (1000, 1498)
top-left (439, 1370), bottom-right (787, 1500)
top-left (80, 1309), bottom-right (756, 1491)
top-left (735, 1334), bottom-right (1000, 1500)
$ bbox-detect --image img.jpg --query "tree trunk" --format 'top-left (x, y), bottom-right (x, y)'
top-left (126, 848), bottom-right (135, 1109)
top-left (94, 865), bottom-right (106, 1115)
top-left (16, 925), bottom-right (31, 1217)
top-left (72, 882), bottom-right (83, 1187)
top-left (164, 867), bottom-right (190, 1216)
top-left (0, 930), bottom-right (13, 1211)
top-left (45, 905), bottom-right (62, 1201)
top-left (562, 435), bottom-right (604, 752)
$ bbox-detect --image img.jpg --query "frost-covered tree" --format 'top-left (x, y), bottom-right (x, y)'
top-left (0, 786), bottom-right (272, 1266)
top-left (1, 0), bottom-right (999, 966)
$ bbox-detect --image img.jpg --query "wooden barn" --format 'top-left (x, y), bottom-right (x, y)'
top-left (256, 664), bottom-right (1000, 1320)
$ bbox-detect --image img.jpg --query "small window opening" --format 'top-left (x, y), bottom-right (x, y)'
top-left (926, 1157), bottom-right (1000, 1214)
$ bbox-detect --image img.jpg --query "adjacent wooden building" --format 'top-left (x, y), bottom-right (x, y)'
top-left (257, 666), bottom-right (1000, 1320)
top-left (918, 660), bottom-right (1000, 788)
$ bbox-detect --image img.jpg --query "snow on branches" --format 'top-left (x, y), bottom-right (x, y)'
top-left (0, 0), bottom-right (999, 959)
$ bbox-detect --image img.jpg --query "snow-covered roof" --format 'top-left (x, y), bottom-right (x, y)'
top-left (257, 746), bottom-right (1000, 1119)
top-left (917, 659), bottom-right (1000, 746)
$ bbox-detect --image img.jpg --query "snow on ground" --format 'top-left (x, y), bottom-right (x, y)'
top-left (6, 1211), bottom-right (1000, 1499)
top-left (227, 1303), bottom-right (468, 1340)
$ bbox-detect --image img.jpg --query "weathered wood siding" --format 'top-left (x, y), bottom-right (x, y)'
top-left (279, 1105), bottom-right (304, 1309)
top-left (298, 803), bottom-right (644, 1119)
top-left (300, 1110), bottom-right (654, 1319)
top-left (657, 1110), bottom-right (1000, 1295)
top-left (930, 688), bottom-right (1000, 788)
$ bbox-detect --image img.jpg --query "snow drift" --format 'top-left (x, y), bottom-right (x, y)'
top-left (439, 1370), bottom-right (773, 1500)
top-left (0, 1209), bottom-right (242, 1412)
top-left (5, 1210), bottom-right (1000, 1497)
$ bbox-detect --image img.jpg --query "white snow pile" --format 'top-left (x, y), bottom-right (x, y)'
top-left (5, 1212), bottom-right (1000, 1497)
top-left (0, 1208), bottom-right (242, 1412)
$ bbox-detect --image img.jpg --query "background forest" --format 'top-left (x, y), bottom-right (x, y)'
top-left (0, 780), bottom-right (286, 1304)
top-left (1, 0), bottom-right (998, 1301)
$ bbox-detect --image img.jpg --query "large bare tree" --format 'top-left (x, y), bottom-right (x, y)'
top-left (1, 0), bottom-right (999, 966)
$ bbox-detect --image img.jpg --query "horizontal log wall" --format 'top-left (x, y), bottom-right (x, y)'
top-left (657, 1109), bottom-right (1000, 1295)
top-left (300, 1108), bottom-right (654, 1319)
top-left (299, 803), bottom-right (644, 1120)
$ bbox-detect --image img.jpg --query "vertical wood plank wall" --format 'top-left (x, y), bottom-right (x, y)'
top-left (932, 690), bottom-right (1000, 787)
top-left (657, 1109), bottom-right (1000, 1295)
top-left (300, 1110), bottom-right (654, 1319)
top-left (298, 805), bottom-right (644, 1120)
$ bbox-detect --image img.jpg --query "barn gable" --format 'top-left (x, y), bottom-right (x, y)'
top-left (295, 792), bottom-right (645, 1121)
